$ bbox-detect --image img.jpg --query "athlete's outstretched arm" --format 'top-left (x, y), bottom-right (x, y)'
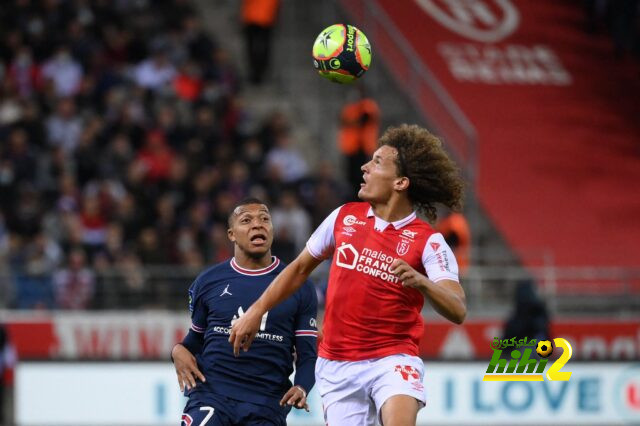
top-left (229, 249), bottom-right (323, 356)
top-left (391, 259), bottom-right (467, 324)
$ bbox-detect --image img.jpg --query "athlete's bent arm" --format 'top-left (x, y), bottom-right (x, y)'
top-left (391, 258), bottom-right (467, 324)
top-left (229, 249), bottom-right (323, 355)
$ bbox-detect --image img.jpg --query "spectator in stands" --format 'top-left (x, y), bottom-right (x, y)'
top-left (241, 0), bottom-right (280, 84)
top-left (41, 45), bottom-right (83, 97)
top-left (53, 247), bottom-right (95, 309)
top-left (271, 190), bottom-right (312, 261)
top-left (136, 228), bottom-right (169, 265)
top-left (3, 128), bottom-right (37, 185)
top-left (7, 46), bottom-right (41, 98)
top-left (79, 194), bottom-right (108, 256)
top-left (503, 280), bottom-right (550, 342)
top-left (135, 130), bottom-right (175, 184)
top-left (0, 323), bottom-right (17, 425)
top-left (13, 231), bottom-right (61, 310)
top-left (265, 131), bottom-right (309, 184)
top-left (173, 60), bottom-right (204, 102)
top-left (0, 0), bottom-right (338, 311)
top-left (45, 97), bottom-right (83, 154)
top-left (338, 86), bottom-right (380, 196)
top-left (134, 47), bottom-right (177, 91)
top-left (436, 210), bottom-right (471, 275)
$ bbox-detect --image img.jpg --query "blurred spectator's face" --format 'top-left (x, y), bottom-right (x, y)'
top-left (158, 107), bottom-right (176, 128)
top-left (146, 132), bottom-right (167, 152)
top-left (156, 196), bottom-right (175, 220)
top-left (82, 196), bottom-right (100, 216)
top-left (317, 161), bottom-right (334, 179)
top-left (153, 52), bottom-right (169, 67)
top-left (280, 192), bottom-right (298, 209)
top-left (112, 134), bottom-right (131, 156)
top-left (170, 156), bottom-right (188, 182)
top-left (117, 195), bottom-right (136, 216)
top-left (189, 203), bottom-right (208, 228)
top-left (193, 170), bottom-right (213, 195)
top-left (242, 138), bottom-right (263, 161)
top-left (275, 134), bottom-right (291, 148)
top-left (15, 47), bottom-right (32, 65)
top-left (55, 48), bottom-right (72, 63)
top-left (140, 228), bottom-right (159, 249)
top-left (210, 223), bottom-right (228, 246)
top-left (60, 174), bottom-right (76, 192)
top-left (182, 249), bottom-right (204, 268)
top-left (177, 228), bottom-right (195, 253)
top-left (216, 192), bottom-right (235, 218)
top-left (183, 16), bottom-right (200, 33)
top-left (227, 204), bottom-right (273, 259)
top-left (106, 223), bottom-right (123, 252)
top-left (69, 249), bottom-right (86, 269)
top-left (9, 129), bottom-right (28, 152)
top-left (229, 162), bottom-right (249, 183)
top-left (22, 101), bottom-right (39, 120)
top-left (196, 107), bottom-right (214, 126)
top-left (93, 252), bottom-right (110, 270)
top-left (58, 99), bottom-right (76, 118)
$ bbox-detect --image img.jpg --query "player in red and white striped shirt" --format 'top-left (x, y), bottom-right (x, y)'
top-left (230, 124), bottom-right (467, 426)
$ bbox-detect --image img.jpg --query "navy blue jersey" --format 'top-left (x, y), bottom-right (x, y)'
top-left (186, 256), bottom-right (318, 408)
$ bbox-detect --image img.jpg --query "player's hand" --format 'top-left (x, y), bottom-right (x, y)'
top-left (172, 344), bottom-right (206, 392)
top-left (280, 385), bottom-right (309, 412)
top-left (228, 306), bottom-right (262, 356)
top-left (390, 259), bottom-right (426, 289)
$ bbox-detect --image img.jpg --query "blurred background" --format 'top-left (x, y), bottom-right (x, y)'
top-left (0, 0), bottom-right (639, 425)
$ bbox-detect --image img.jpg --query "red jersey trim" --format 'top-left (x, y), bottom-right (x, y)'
top-left (230, 257), bottom-right (280, 276)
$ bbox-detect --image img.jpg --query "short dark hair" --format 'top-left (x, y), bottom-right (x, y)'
top-left (379, 124), bottom-right (465, 222)
top-left (227, 198), bottom-right (268, 227)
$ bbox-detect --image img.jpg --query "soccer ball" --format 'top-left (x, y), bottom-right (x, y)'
top-left (536, 340), bottom-right (553, 358)
top-left (312, 24), bottom-right (372, 84)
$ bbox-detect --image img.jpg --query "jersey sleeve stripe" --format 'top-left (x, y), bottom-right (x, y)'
top-left (295, 330), bottom-right (318, 337)
top-left (191, 323), bottom-right (206, 333)
top-left (432, 276), bottom-right (459, 283)
top-left (305, 241), bottom-right (324, 260)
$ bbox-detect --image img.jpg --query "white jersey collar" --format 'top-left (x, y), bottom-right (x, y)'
top-left (230, 256), bottom-right (280, 276)
top-left (366, 207), bottom-right (417, 230)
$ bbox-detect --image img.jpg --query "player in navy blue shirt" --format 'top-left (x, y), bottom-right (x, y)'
top-left (172, 198), bottom-right (318, 426)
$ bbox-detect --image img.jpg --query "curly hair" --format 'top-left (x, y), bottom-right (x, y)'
top-left (379, 124), bottom-right (465, 222)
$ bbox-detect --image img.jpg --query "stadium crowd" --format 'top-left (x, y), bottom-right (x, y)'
top-left (0, 0), bottom-right (349, 310)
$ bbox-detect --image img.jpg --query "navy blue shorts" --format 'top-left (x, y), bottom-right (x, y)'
top-left (181, 393), bottom-right (289, 426)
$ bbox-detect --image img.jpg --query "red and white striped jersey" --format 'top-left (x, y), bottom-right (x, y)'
top-left (306, 202), bottom-right (459, 361)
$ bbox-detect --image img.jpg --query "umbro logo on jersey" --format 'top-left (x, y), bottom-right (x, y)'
top-left (341, 226), bottom-right (356, 236)
top-left (343, 215), bottom-right (366, 226)
top-left (220, 284), bottom-right (232, 296)
top-left (430, 242), bottom-right (441, 251)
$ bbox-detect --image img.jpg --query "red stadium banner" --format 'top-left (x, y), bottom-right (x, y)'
top-left (3, 312), bottom-right (187, 360)
top-left (3, 313), bottom-right (639, 360)
top-left (341, 0), bottom-right (640, 269)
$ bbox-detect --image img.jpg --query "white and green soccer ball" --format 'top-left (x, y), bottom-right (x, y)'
top-left (312, 24), bottom-right (372, 84)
